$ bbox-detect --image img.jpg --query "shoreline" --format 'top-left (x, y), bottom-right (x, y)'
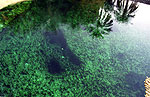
top-left (0, 0), bottom-right (31, 10)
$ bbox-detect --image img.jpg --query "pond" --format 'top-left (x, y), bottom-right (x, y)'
top-left (0, 0), bottom-right (150, 96)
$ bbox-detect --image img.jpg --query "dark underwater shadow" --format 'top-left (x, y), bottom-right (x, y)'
top-left (43, 29), bottom-right (82, 74)
top-left (46, 58), bottom-right (65, 74)
top-left (124, 71), bottom-right (145, 97)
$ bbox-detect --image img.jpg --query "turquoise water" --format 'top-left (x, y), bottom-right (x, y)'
top-left (0, 0), bottom-right (150, 96)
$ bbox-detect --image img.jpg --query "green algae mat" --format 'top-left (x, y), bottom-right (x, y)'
top-left (0, 0), bottom-right (150, 96)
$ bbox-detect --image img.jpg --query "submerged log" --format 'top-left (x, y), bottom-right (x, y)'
top-left (144, 77), bottom-right (150, 97)
top-left (0, 0), bottom-right (31, 10)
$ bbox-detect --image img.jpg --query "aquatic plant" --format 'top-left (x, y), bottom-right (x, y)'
top-left (65, 2), bottom-right (99, 28)
top-left (0, 1), bottom-right (147, 96)
top-left (88, 8), bottom-right (113, 38)
top-left (114, 0), bottom-right (139, 22)
top-left (0, 1), bottom-right (32, 28)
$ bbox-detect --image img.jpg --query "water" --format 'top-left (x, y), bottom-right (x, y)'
top-left (0, 0), bottom-right (150, 96)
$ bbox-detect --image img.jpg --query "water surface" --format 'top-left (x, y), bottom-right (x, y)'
top-left (0, 0), bottom-right (150, 96)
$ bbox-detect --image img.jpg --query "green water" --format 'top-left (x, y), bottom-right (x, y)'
top-left (0, 0), bottom-right (150, 97)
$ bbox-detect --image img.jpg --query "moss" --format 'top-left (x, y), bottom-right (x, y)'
top-left (0, 1), bottom-right (148, 96)
top-left (0, 1), bottom-right (32, 29)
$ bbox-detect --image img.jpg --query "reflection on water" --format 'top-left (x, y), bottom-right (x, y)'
top-left (88, 8), bottom-right (113, 38)
top-left (105, 0), bottom-right (139, 22)
top-left (131, 3), bottom-right (150, 30)
top-left (114, 0), bottom-right (139, 22)
top-left (0, 0), bottom-right (150, 96)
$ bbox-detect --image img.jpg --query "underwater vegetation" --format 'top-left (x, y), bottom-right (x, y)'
top-left (88, 8), bottom-right (113, 39)
top-left (64, 1), bottom-right (114, 39)
top-left (62, 22), bottom-right (147, 96)
top-left (65, 1), bottom-right (100, 28)
top-left (0, 5), bottom-right (82, 96)
top-left (43, 29), bottom-right (82, 73)
top-left (0, 1), bottom-right (32, 30)
top-left (65, 0), bottom-right (139, 39)
top-left (0, 0), bottom-right (149, 96)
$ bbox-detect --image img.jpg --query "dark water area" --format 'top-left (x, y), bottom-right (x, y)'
top-left (47, 58), bottom-right (65, 74)
top-left (0, 0), bottom-right (150, 96)
top-left (43, 29), bottom-right (82, 74)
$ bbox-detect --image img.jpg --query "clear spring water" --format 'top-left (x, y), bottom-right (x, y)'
top-left (0, 0), bottom-right (150, 96)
